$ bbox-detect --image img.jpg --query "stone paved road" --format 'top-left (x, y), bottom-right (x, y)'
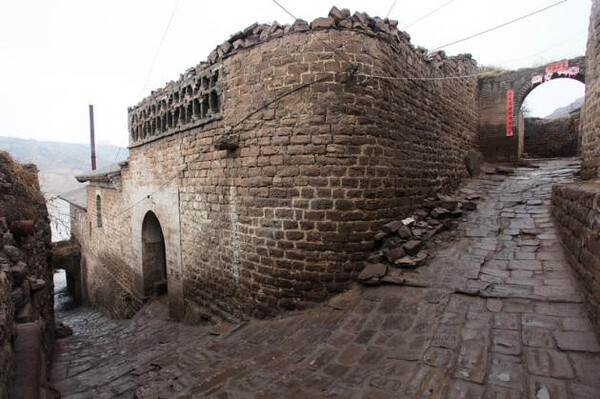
top-left (51, 159), bottom-right (600, 398)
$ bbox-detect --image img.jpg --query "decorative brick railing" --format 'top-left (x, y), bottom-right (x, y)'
top-left (128, 65), bottom-right (223, 147)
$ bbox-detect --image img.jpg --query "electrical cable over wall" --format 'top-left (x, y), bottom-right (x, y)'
top-left (430, 0), bottom-right (568, 51)
top-left (138, 0), bottom-right (181, 97)
top-left (385, 0), bottom-right (398, 19)
top-left (404, 0), bottom-right (456, 29)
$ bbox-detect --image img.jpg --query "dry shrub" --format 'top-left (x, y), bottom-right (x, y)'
top-left (0, 150), bottom-right (45, 222)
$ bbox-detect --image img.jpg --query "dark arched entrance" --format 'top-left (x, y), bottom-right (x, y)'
top-left (142, 211), bottom-right (168, 297)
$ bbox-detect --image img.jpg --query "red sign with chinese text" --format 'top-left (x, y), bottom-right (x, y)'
top-left (545, 60), bottom-right (569, 75)
top-left (506, 89), bottom-right (514, 137)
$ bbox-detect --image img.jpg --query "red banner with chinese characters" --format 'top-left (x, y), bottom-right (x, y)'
top-left (506, 89), bottom-right (514, 137)
top-left (545, 60), bottom-right (569, 75)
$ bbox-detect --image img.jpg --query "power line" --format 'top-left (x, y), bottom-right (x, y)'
top-left (139, 0), bottom-right (181, 97)
top-left (430, 0), bottom-right (568, 51)
top-left (271, 0), bottom-right (298, 21)
top-left (499, 30), bottom-right (586, 66)
top-left (404, 0), bottom-right (455, 29)
top-left (385, 0), bottom-right (398, 19)
top-left (356, 71), bottom-right (481, 81)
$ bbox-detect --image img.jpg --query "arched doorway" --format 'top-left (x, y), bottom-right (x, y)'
top-left (519, 78), bottom-right (585, 158)
top-left (142, 211), bottom-right (168, 297)
top-left (512, 60), bottom-right (585, 159)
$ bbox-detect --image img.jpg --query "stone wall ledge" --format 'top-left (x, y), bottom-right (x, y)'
top-left (552, 181), bottom-right (600, 334)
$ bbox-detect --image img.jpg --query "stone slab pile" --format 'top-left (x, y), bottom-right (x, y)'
top-left (0, 150), bottom-right (56, 399)
top-left (136, 5), bottom-right (473, 107)
top-left (207, 6), bottom-right (423, 67)
top-left (359, 193), bottom-right (479, 285)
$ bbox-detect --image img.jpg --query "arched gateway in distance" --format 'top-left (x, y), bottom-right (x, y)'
top-left (478, 56), bottom-right (585, 161)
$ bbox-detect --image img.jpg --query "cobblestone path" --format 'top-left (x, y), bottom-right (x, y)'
top-left (51, 159), bottom-right (600, 398)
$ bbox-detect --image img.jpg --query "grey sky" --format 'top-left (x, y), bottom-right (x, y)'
top-left (0, 0), bottom-right (590, 147)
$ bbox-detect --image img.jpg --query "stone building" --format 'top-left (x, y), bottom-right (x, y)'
top-left (73, 8), bottom-right (481, 321)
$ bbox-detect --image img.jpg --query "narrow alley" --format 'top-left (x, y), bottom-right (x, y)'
top-left (51, 159), bottom-right (600, 398)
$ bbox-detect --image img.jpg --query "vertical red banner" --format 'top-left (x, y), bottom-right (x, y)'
top-left (506, 89), bottom-right (514, 137)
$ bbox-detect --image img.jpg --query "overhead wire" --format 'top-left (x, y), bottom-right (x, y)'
top-left (498, 30), bottom-right (587, 66)
top-left (356, 71), bottom-right (481, 81)
top-left (138, 0), bottom-right (181, 97)
top-left (404, 0), bottom-right (455, 29)
top-left (430, 0), bottom-right (568, 51)
top-left (385, 0), bottom-right (398, 19)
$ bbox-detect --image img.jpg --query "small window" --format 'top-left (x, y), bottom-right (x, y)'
top-left (95, 195), bottom-right (102, 228)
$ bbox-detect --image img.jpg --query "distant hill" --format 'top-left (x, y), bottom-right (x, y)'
top-left (0, 136), bottom-right (128, 197)
top-left (545, 97), bottom-right (584, 119)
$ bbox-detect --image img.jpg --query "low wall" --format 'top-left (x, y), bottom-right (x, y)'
top-left (552, 183), bottom-right (600, 331)
top-left (523, 117), bottom-right (578, 158)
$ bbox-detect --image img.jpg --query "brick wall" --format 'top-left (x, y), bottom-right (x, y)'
top-left (552, 184), bottom-right (600, 331)
top-left (523, 117), bottom-right (579, 158)
top-left (581, 0), bottom-right (600, 179)
top-left (78, 10), bottom-right (479, 320)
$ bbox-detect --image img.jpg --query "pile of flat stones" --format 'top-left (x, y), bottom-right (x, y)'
top-left (358, 193), bottom-right (479, 286)
top-left (0, 218), bottom-right (48, 325)
top-left (197, 6), bottom-right (468, 69)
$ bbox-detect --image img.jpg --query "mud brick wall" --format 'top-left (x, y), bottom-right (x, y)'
top-left (552, 184), bottom-right (600, 331)
top-left (0, 151), bottom-right (54, 398)
top-left (581, 0), bottom-right (600, 179)
top-left (523, 117), bottom-right (578, 158)
top-left (79, 10), bottom-right (479, 320)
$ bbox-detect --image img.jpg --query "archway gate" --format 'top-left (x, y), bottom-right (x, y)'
top-left (478, 56), bottom-right (585, 161)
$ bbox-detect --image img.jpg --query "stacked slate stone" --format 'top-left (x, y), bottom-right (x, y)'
top-left (139, 5), bottom-right (476, 107)
top-left (1, 219), bottom-right (51, 324)
top-left (0, 151), bottom-right (56, 398)
top-left (198, 6), bottom-right (470, 71)
top-left (358, 193), bottom-right (479, 286)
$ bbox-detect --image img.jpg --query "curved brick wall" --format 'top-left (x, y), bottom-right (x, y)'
top-left (80, 9), bottom-right (479, 320)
